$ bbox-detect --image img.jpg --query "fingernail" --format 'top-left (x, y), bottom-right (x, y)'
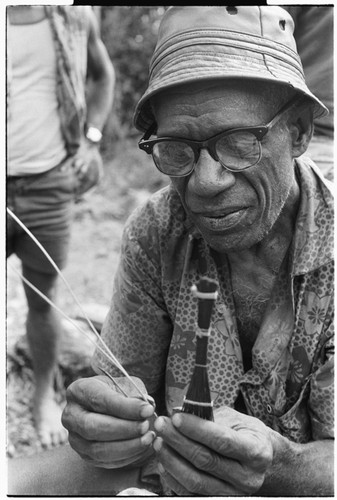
top-left (154, 416), bottom-right (165, 432)
top-left (157, 462), bottom-right (165, 474)
top-left (172, 413), bottom-right (182, 428)
top-left (139, 420), bottom-right (149, 434)
top-left (140, 404), bottom-right (154, 419)
top-left (146, 394), bottom-right (155, 406)
top-left (153, 436), bottom-right (163, 452)
top-left (141, 431), bottom-right (155, 446)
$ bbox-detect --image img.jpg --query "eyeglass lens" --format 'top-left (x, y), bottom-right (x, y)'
top-left (152, 131), bottom-right (261, 176)
top-left (153, 141), bottom-right (194, 175)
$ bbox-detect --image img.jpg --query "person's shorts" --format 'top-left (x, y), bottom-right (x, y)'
top-left (7, 157), bottom-right (78, 274)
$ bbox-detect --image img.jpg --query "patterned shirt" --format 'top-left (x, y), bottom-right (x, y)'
top-left (45, 6), bottom-right (90, 155)
top-left (93, 158), bottom-right (334, 444)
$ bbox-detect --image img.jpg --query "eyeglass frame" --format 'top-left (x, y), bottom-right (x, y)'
top-left (138, 95), bottom-right (306, 177)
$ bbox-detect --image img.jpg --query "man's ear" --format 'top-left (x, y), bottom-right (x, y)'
top-left (289, 107), bottom-right (314, 158)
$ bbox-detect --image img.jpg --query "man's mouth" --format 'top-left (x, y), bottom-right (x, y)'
top-left (192, 207), bottom-right (247, 230)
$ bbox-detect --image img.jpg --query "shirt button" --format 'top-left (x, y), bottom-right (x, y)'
top-left (266, 404), bottom-right (273, 414)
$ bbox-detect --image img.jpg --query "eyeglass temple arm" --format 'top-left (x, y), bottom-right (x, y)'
top-left (140, 122), bottom-right (157, 142)
top-left (267, 95), bottom-right (308, 129)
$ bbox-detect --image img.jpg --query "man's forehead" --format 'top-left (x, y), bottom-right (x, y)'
top-left (152, 81), bottom-right (278, 135)
top-left (152, 80), bottom-right (270, 112)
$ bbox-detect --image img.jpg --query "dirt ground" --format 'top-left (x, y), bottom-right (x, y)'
top-left (6, 138), bottom-right (168, 459)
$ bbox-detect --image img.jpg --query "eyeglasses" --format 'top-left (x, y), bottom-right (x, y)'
top-left (138, 95), bottom-right (304, 177)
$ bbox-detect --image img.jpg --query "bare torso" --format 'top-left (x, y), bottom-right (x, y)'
top-left (230, 263), bottom-right (278, 371)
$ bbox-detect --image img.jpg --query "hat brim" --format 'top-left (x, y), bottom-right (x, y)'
top-left (134, 45), bottom-right (328, 131)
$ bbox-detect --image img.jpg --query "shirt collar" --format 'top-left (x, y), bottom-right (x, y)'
top-left (289, 158), bottom-right (334, 276)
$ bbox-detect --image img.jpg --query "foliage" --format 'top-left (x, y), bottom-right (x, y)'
top-left (100, 6), bottom-right (166, 149)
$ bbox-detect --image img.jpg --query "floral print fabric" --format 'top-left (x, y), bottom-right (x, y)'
top-left (93, 159), bottom-right (334, 443)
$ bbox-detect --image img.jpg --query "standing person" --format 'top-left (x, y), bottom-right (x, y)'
top-left (284, 6), bottom-right (334, 181)
top-left (6, 5), bottom-right (114, 448)
top-left (8, 6), bottom-right (333, 496)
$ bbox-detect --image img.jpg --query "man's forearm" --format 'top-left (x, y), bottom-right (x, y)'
top-left (259, 432), bottom-right (334, 496)
top-left (86, 64), bottom-right (115, 131)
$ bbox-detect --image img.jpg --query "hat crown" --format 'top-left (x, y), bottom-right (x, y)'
top-left (155, 6), bottom-right (297, 53)
top-left (134, 6), bottom-right (328, 131)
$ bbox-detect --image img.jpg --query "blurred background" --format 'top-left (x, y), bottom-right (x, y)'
top-left (98, 6), bottom-right (166, 146)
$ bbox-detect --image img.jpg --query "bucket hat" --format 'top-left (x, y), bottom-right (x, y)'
top-left (134, 6), bottom-right (328, 131)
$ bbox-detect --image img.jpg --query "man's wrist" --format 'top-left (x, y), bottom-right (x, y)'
top-left (257, 430), bottom-right (334, 496)
top-left (258, 427), bottom-right (290, 495)
top-left (85, 125), bottom-right (102, 145)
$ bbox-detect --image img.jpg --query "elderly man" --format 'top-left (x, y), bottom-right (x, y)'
top-left (8, 6), bottom-right (333, 497)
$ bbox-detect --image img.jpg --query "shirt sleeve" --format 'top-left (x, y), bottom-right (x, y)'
top-left (309, 321), bottom-right (334, 440)
top-left (91, 213), bottom-right (173, 395)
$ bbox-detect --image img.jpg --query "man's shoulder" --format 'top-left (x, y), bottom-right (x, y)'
top-left (125, 184), bottom-right (186, 238)
top-left (297, 157), bottom-right (334, 203)
top-left (292, 158), bottom-right (334, 275)
top-left (120, 185), bottom-right (190, 270)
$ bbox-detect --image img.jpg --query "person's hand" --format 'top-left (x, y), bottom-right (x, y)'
top-left (72, 140), bottom-right (104, 196)
top-left (61, 375), bottom-right (156, 469)
top-left (152, 406), bottom-right (273, 495)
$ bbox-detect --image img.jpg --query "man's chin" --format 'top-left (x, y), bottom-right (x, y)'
top-left (199, 224), bottom-right (270, 254)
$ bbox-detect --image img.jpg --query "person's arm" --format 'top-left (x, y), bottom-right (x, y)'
top-left (260, 335), bottom-right (334, 495)
top-left (85, 8), bottom-right (115, 132)
top-left (260, 430), bottom-right (333, 495)
top-left (152, 407), bottom-right (333, 496)
top-left (72, 9), bottom-right (114, 189)
top-left (62, 375), bottom-right (156, 469)
top-left (63, 203), bottom-right (173, 468)
top-left (152, 332), bottom-right (334, 496)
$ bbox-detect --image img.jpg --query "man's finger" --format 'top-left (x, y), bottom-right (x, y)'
top-left (65, 377), bottom-right (154, 420)
top-left (171, 412), bottom-right (271, 463)
top-left (154, 416), bottom-right (259, 491)
top-left (69, 430), bottom-right (155, 468)
top-left (154, 437), bottom-right (244, 496)
top-left (72, 157), bottom-right (86, 174)
top-left (62, 402), bottom-right (151, 441)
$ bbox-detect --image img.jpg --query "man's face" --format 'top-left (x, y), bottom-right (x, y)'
top-left (153, 81), bottom-right (297, 253)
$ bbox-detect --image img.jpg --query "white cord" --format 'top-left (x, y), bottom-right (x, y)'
top-left (7, 207), bottom-right (150, 404)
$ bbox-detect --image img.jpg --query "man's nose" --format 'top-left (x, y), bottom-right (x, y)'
top-left (188, 149), bottom-right (236, 196)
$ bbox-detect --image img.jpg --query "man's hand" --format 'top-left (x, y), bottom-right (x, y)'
top-left (72, 141), bottom-right (104, 196)
top-left (61, 375), bottom-right (156, 469)
top-left (153, 406), bottom-right (273, 495)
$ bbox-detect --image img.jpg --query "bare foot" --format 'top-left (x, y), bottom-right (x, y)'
top-left (33, 392), bottom-right (68, 448)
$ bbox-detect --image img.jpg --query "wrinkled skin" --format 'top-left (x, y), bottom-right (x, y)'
top-left (61, 376), bottom-right (156, 469)
top-left (153, 408), bottom-right (273, 495)
top-left (152, 80), bottom-right (307, 254)
top-left (62, 375), bottom-right (333, 496)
